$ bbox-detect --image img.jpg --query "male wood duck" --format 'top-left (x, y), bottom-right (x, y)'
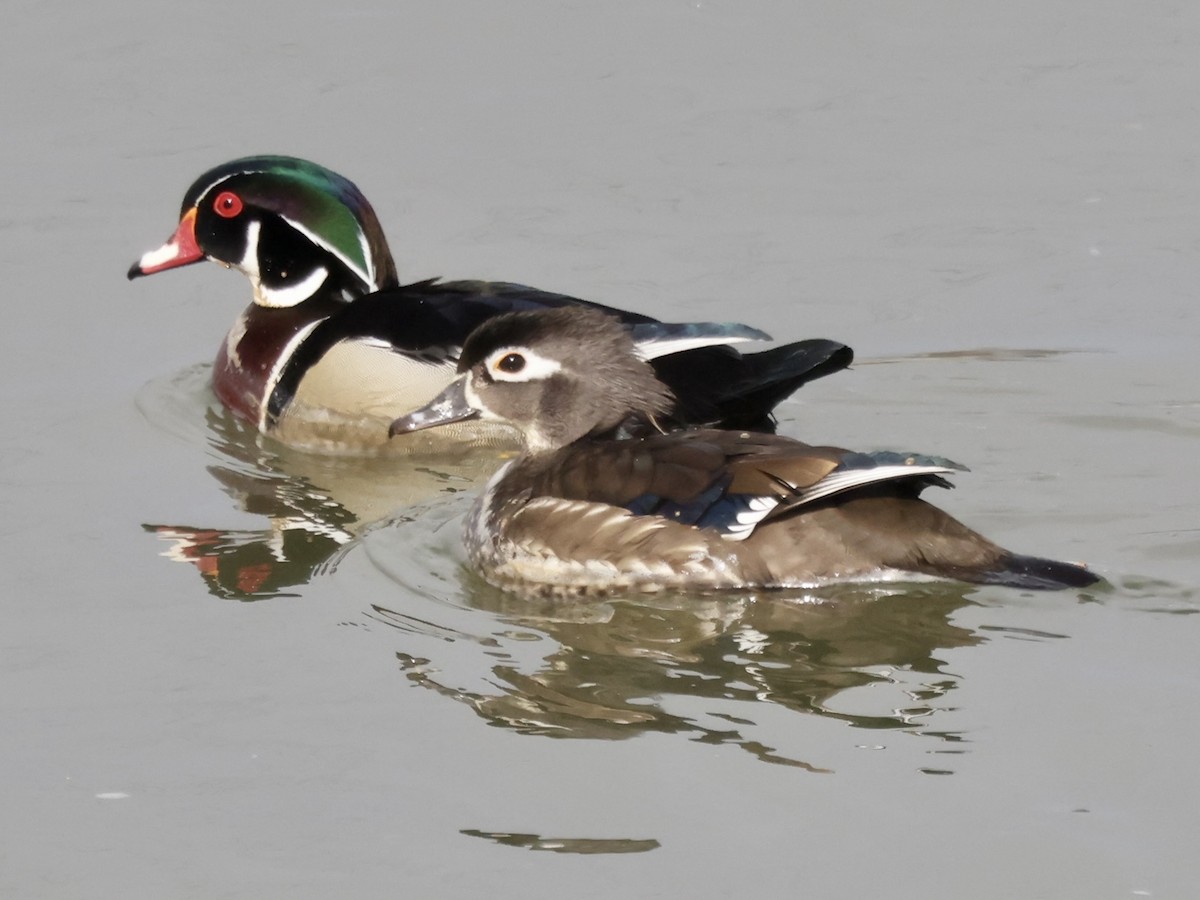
top-left (389, 307), bottom-right (1101, 594)
top-left (128, 155), bottom-right (852, 452)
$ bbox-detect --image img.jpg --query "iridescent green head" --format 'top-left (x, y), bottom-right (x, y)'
top-left (130, 155), bottom-right (399, 307)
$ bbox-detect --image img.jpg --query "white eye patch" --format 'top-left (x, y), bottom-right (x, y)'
top-left (486, 347), bottom-right (563, 382)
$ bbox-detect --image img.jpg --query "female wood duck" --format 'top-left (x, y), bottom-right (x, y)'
top-left (389, 307), bottom-right (1101, 594)
top-left (128, 155), bottom-right (852, 452)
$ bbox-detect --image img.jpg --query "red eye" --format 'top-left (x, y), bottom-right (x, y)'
top-left (213, 191), bottom-right (243, 218)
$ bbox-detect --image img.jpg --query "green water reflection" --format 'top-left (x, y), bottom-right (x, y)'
top-left (370, 576), bottom-right (981, 770)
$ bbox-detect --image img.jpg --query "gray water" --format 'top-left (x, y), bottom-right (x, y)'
top-left (3, 2), bottom-right (1199, 897)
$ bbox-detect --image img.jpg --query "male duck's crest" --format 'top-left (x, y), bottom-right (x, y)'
top-left (129, 155), bottom-right (397, 307)
top-left (391, 307), bottom-right (1102, 594)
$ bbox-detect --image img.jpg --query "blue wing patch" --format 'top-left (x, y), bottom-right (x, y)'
top-left (623, 476), bottom-right (781, 542)
top-left (620, 449), bottom-right (966, 543)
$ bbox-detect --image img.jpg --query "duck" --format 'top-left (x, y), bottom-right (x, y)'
top-left (388, 306), bottom-right (1101, 595)
top-left (128, 155), bottom-right (852, 453)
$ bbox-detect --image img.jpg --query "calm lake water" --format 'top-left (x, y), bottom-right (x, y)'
top-left (3, 2), bottom-right (1199, 898)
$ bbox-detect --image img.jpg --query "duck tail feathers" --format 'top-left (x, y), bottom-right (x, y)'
top-left (964, 553), bottom-right (1102, 591)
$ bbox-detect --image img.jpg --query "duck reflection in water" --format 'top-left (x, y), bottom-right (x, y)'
top-left (368, 564), bottom-right (983, 771)
top-left (362, 500), bottom-right (989, 770)
top-left (141, 383), bottom-right (503, 600)
top-left (144, 377), bottom-right (989, 770)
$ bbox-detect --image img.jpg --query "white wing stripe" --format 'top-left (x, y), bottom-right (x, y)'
top-left (796, 464), bottom-right (957, 505)
top-left (719, 463), bottom-right (957, 542)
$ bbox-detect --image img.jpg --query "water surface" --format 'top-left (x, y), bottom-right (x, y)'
top-left (3, 2), bottom-right (1199, 898)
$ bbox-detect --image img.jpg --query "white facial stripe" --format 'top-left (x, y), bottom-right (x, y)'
top-left (257, 266), bottom-right (330, 308)
top-left (284, 216), bottom-right (375, 292)
top-left (358, 229), bottom-right (376, 288)
top-left (198, 169), bottom-right (378, 291)
top-left (196, 169), bottom-right (260, 204)
top-left (240, 219), bottom-right (263, 280)
top-left (487, 347), bottom-right (562, 382)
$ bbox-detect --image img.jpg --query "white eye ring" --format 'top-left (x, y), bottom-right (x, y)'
top-left (487, 347), bottom-right (562, 382)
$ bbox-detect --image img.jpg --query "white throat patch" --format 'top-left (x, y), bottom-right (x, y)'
top-left (256, 266), bottom-right (330, 308)
top-left (239, 219), bottom-right (331, 308)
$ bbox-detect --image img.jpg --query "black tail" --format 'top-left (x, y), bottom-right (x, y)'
top-left (961, 553), bottom-right (1102, 591)
top-left (652, 339), bottom-right (854, 431)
